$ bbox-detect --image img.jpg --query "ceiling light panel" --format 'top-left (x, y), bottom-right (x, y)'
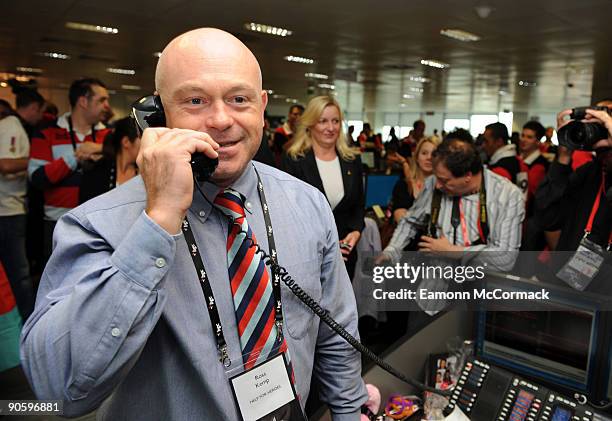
top-left (39, 52), bottom-right (70, 60)
top-left (421, 59), bottom-right (449, 69)
top-left (285, 55), bottom-right (314, 64)
top-left (244, 22), bottom-right (292, 37)
top-left (440, 29), bottom-right (481, 42)
top-left (107, 67), bottom-right (136, 75)
top-left (410, 76), bottom-right (430, 83)
top-left (66, 21), bottom-right (119, 34)
top-left (16, 67), bottom-right (43, 74)
top-left (305, 72), bottom-right (328, 80)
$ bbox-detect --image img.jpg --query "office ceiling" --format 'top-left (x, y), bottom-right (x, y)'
top-left (1, 0), bottom-right (610, 114)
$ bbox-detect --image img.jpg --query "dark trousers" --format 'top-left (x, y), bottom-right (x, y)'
top-left (0, 215), bottom-right (34, 320)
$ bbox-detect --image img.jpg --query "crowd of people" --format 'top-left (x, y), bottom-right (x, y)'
top-left (1, 26), bottom-right (611, 420)
top-left (3, 73), bottom-right (612, 327)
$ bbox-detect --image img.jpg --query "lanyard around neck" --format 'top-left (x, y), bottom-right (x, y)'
top-left (433, 177), bottom-right (489, 245)
top-left (67, 116), bottom-right (96, 151)
top-left (182, 169), bottom-right (281, 367)
top-left (585, 172), bottom-right (612, 247)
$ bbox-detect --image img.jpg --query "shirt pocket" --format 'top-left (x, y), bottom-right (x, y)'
top-left (280, 258), bottom-right (322, 340)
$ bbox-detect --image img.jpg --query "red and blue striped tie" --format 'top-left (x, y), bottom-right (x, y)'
top-left (214, 188), bottom-right (292, 372)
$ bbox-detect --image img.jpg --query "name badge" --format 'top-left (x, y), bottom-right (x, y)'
top-left (557, 237), bottom-right (605, 291)
top-left (230, 354), bottom-right (305, 421)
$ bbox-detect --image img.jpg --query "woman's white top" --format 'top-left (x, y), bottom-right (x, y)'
top-left (315, 156), bottom-right (345, 210)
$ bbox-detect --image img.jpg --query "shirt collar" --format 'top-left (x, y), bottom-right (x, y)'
top-left (444, 172), bottom-right (485, 202)
top-left (229, 162), bottom-right (259, 208)
top-left (523, 149), bottom-right (541, 165)
top-left (189, 163), bottom-right (259, 222)
top-left (489, 143), bottom-right (517, 165)
top-left (57, 112), bottom-right (106, 136)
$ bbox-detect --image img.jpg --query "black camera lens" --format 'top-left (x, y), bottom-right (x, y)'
top-left (558, 120), bottom-right (609, 151)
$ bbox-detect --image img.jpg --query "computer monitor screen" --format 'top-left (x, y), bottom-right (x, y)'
top-left (478, 309), bottom-right (596, 391)
top-left (365, 174), bottom-right (399, 208)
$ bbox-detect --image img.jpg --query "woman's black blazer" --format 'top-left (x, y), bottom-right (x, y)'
top-left (282, 149), bottom-right (365, 238)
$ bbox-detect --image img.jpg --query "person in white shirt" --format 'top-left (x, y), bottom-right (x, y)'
top-left (0, 88), bottom-right (45, 318)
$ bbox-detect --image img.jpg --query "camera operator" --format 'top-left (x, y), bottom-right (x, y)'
top-left (534, 102), bottom-right (612, 292)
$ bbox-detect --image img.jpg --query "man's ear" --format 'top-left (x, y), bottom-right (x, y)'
top-left (261, 90), bottom-right (268, 127)
top-left (77, 95), bottom-right (89, 110)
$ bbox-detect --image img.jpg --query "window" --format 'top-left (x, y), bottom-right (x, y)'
top-left (347, 120), bottom-right (363, 135)
top-left (498, 112), bottom-right (513, 138)
top-left (399, 126), bottom-right (412, 138)
top-left (444, 119), bottom-right (470, 133)
top-left (470, 115), bottom-right (498, 137)
top-left (382, 125), bottom-right (400, 142)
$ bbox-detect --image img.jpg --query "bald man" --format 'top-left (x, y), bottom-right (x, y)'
top-left (21, 28), bottom-right (367, 420)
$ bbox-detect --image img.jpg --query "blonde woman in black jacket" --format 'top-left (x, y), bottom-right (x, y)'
top-left (282, 96), bottom-right (364, 278)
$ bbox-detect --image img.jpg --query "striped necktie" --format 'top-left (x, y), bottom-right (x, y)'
top-left (214, 188), bottom-right (291, 372)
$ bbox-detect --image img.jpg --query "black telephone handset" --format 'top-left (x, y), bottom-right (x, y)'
top-left (131, 95), bottom-right (218, 181)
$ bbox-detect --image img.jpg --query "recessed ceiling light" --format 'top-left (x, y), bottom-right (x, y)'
top-left (272, 94), bottom-right (286, 99)
top-left (16, 66), bottom-right (43, 74)
top-left (474, 4), bottom-right (494, 19)
top-left (66, 21), bottom-right (118, 34)
top-left (38, 52), bottom-right (71, 60)
top-left (107, 67), bottom-right (136, 75)
top-left (0, 82), bottom-right (7, 88)
top-left (121, 84), bottom-right (141, 90)
top-left (284, 55), bottom-right (314, 64)
top-left (518, 80), bottom-right (537, 87)
top-left (410, 76), bottom-right (430, 83)
top-left (285, 98), bottom-right (298, 103)
top-left (153, 52), bottom-right (162, 58)
top-left (420, 59), bottom-right (449, 69)
top-left (305, 72), bottom-right (328, 80)
top-left (440, 29), bottom-right (481, 42)
top-left (408, 87), bottom-right (424, 93)
top-left (244, 22), bottom-right (292, 37)
top-left (318, 83), bottom-right (335, 90)
top-left (400, 103), bottom-right (407, 107)
top-left (402, 94), bottom-right (415, 99)
top-left (265, 89), bottom-right (274, 94)
top-left (498, 90), bottom-right (508, 95)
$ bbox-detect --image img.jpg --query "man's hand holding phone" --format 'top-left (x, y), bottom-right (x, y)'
top-left (138, 127), bottom-right (219, 234)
